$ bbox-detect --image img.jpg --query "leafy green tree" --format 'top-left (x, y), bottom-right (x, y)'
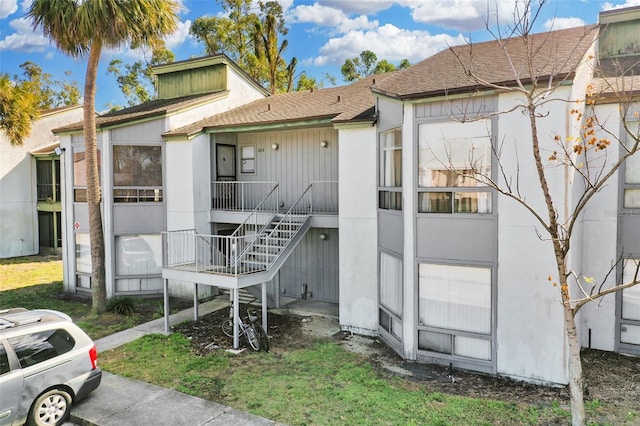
top-left (341, 50), bottom-right (410, 82)
top-left (28, 0), bottom-right (179, 314)
top-left (190, 0), bottom-right (297, 93)
top-left (295, 72), bottom-right (318, 91)
top-left (107, 43), bottom-right (175, 106)
top-left (0, 73), bottom-right (40, 146)
top-left (19, 61), bottom-right (81, 109)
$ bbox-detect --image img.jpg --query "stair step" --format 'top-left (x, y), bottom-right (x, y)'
top-left (245, 251), bottom-right (278, 258)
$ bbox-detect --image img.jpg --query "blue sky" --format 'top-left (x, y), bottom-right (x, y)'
top-left (1, 0), bottom-right (638, 112)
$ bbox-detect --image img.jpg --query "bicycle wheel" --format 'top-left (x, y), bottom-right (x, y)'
top-left (254, 323), bottom-right (270, 352)
top-left (244, 325), bottom-right (261, 351)
top-left (221, 319), bottom-right (233, 337)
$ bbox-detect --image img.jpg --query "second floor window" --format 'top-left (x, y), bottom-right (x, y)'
top-left (418, 120), bottom-right (492, 214)
top-left (379, 128), bottom-right (402, 210)
top-left (624, 123), bottom-right (640, 208)
top-left (113, 145), bottom-right (162, 203)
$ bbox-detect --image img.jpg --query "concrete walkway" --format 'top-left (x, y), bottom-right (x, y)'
top-left (69, 299), bottom-right (280, 426)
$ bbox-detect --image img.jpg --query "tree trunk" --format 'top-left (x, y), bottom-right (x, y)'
top-left (564, 301), bottom-right (585, 425)
top-left (84, 42), bottom-right (107, 314)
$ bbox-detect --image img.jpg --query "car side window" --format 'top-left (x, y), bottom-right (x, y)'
top-left (0, 342), bottom-right (9, 375)
top-left (8, 329), bottom-right (75, 368)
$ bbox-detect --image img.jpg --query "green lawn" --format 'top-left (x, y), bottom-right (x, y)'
top-left (0, 255), bottom-right (164, 339)
top-left (100, 334), bottom-right (570, 425)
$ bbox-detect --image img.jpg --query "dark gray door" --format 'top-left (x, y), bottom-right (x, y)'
top-left (216, 144), bottom-right (236, 180)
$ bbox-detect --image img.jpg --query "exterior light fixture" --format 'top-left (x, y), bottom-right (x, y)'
top-left (271, 143), bottom-right (279, 150)
top-left (54, 147), bottom-right (65, 155)
top-left (320, 141), bottom-right (328, 148)
top-left (320, 233), bottom-right (327, 240)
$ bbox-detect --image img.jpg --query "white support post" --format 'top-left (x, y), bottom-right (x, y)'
top-left (163, 279), bottom-right (170, 333)
top-left (262, 282), bottom-right (268, 330)
top-left (233, 288), bottom-right (240, 349)
top-left (193, 283), bottom-right (199, 321)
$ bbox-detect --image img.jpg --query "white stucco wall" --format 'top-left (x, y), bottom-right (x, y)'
top-left (0, 106), bottom-right (83, 258)
top-left (338, 125), bottom-right (379, 335)
top-left (495, 89), bottom-right (574, 385)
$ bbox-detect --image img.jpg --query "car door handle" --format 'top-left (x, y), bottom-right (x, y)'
top-left (0, 409), bottom-right (12, 420)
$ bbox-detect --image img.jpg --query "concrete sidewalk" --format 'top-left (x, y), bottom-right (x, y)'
top-left (69, 299), bottom-right (279, 426)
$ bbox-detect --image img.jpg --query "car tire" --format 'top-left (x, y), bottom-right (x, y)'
top-left (28, 388), bottom-right (72, 426)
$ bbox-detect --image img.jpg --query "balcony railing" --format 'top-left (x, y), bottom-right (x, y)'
top-left (211, 181), bottom-right (279, 211)
top-left (211, 181), bottom-right (338, 214)
top-left (162, 229), bottom-right (268, 276)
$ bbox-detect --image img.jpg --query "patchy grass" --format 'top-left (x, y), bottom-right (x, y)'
top-left (100, 335), bottom-right (565, 425)
top-left (0, 255), bottom-right (63, 291)
top-left (0, 255), bottom-right (187, 339)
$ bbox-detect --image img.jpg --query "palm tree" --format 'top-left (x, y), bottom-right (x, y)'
top-left (28, 0), bottom-right (179, 313)
top-left (0, 74), bottom-right (40, 146)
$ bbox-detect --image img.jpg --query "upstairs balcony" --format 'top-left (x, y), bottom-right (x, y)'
top-left (210, 180), bottom-right (338, 227)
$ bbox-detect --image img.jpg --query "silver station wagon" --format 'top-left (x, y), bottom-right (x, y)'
top-left (0, 308), bottom-right (102, 426)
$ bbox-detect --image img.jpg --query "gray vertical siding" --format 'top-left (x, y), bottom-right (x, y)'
top-left (279, 228), bottom-right (339, 302)
top-left (236, 127), bottom-right (338, 208)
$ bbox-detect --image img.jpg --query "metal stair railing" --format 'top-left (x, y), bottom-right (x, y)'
top-left (255, 183), bottom-right (313, 268)
top-left (230, 183), bottom-right (279, 259)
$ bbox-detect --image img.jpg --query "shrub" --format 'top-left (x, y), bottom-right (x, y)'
top-left (107, 297), bottom-right (137, 316)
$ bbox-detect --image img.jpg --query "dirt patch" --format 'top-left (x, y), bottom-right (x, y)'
top-left (173, 306), bottom-right (640, 423)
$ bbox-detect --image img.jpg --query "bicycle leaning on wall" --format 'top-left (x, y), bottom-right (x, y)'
top-left (221, 305), bottom-right (270, 352)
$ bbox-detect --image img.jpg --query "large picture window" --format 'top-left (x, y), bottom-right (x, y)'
top-left (418, 263), bottom-right (492, 361)
top-left (379, 129), bottom-right (402, 210)
top-left (113, 145), bottom-right (162, 203)
top-left (418, 120), bottom-right (492, 213)
top-left (379, 252), bottom-right (403, 340)
top-left (115, 234), bottom-right (162, 293)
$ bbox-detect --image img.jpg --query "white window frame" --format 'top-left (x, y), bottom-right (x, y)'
top-left (418, 262), bottom-right (494, 363)
top-left (417, 120), bottom-right (493, 214)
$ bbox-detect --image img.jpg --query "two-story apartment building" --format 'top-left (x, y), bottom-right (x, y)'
top-left (54, 5), bottom-right (640, 385)
top-left (1, 105), bottom-right (83, 258)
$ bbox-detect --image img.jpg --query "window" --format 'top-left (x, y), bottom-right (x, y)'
top-left (113, 145), bottom-right (162, 203)
top-left (624, 129), bottom-right (640, 208)
top-left (241, 145), bottom-right (255, 173)
top-left (36, 159), bottom-right (60, 201)
top-left (621, 259), bottom-right (640, 345)
top-left (379, 129), bottom-right (402, 210)
top-left (115, 235), bottom-right (161, 276)
top-left (0, 342), bottom-right (9, 375)
top-left (73, 147), bottom-right (101, 202)
top-left (9, 329), bottom-right (75, 368)
top-left (598, 19), bottom-right (640, 77)
top-left (418, 120), bottom-right (492, 213)
top-left (75, 233), bottom-right (91, 289)
top-left (379, 252), bottom-right (403, 340)
top-left (418, 263), bottom-right (492, 361)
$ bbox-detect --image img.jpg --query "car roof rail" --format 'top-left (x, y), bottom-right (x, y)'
top-left (0, 312), bottom-right (45, 330)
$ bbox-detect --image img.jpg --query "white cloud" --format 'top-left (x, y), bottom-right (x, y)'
top-left (603, 0), bottom-right (640, 11)
top-left (312, 24), bottom-right (466, 66)
top-left (401, 0), bottom-right (524, 31)
top-left (165, 19), bottom-right (192, 49)
top-left (316, 0), bottom-right (394, 14)
top-left (543, 17), bottom-right (586, 31)
top-left (0, 17), bottom-right (49, 52)
top-left (0, 0), bottom-right (17, 19)
top-left (289, 3), bottom-right (378, 33)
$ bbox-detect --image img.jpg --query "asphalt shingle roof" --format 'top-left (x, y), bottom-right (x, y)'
top-left (165, 74), bottom-right (393, 137)
top-left (372, 25), bottom-right (599, 100)
top-left (53, 91), bottom-right (228, 133)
